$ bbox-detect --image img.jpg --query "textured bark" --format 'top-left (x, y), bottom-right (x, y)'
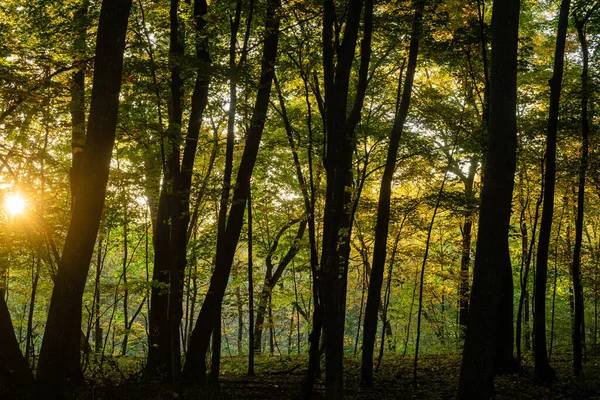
top-left (457, 0), bottom-right (520, 397)
top-left (533, 0), bottom-right (570, 383)
top-left (182, 0), bottom-right (280, 382)
top-left (361, 0), bottom-right (421, 387)
top-left (36, 0), bottom-right (132, 394)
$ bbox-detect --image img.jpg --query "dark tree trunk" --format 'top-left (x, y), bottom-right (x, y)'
top-left (146, 0), bottom-right (185, 377)
top-left (533, 0), bottom-right (570, 383)
top-left (69, 0), bottom-right (87, 205)
top-left (146, 0), bottom-right (211, 382)
top-left (0, 289), bottom-right (33, 388)
top-left (457, 0), bottom-right (520, 397)
top-left (168, 0), bottom-right (211, 388)
top-left (247, 188), bottom-right (255, 376)
top-left (318, 0), bottom-right (373, 398)
top-left (458, 159), bottom-right (477, 332)
top-left (571, 13), bottom-right (590, 376)
top-left (182, 0), bottom-right (280, 382)
top-left (36, 0), bottom-right (132, 394)
top-left (360, 0), bottom-right (422, 387)
top-left (146, 187), bottom-right (172, 377)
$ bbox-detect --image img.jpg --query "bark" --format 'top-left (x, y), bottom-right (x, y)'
top-left (248, 188), bottom-right (255, 376)
top-left (69, 0), bottom-right (88, 205)
top-left (319, 0), bottom-right (372, 397)
top-left (571, 14), bottom-right (590, 376)
top-left (146, 0), bottom-right (211, 381)
top-left (457, 0), bottom-right (520, 397)
top-left (0, 289), bottom-right (33, 388)
top-left (182, 0), bottom-right (280, 382)
top-left (361, 0), bottom-right (422, 386)
top-left (146, 0), bottom-right (184, 376)
top-left (533, 0), bottom-right (570, 383)
top-left (458, 159), bottom-right (477, 332)
top-left (36, 0), bottom-right (132, 394)
top-left (168, 0), bottom-right (211, 388)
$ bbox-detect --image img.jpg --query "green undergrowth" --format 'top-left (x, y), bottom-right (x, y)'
top-left (5, 352), bottom-right (600, 399)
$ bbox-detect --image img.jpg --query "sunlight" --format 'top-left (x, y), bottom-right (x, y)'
top-left (5, 192), bottom-right (27, 216)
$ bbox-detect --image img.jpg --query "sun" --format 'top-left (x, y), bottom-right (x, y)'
top-left (5, 192), bottom-right (27, 216)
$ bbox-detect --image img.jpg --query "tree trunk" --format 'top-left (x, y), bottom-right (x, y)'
top-left (533, 0), bottom-right (570, 383)
top-left (571, 14), bottom-right (590, 376)
top-left (0, 288), bottom-right (33, 388)
top-left (361, 0), bottom-right (421, 387)
top-left (35, 0), bottom-right (132, 394)
top-left (182, 0), bottom-right (280, 382)
top-left (458, 160), bottom-right (477, 333)
top-left (319, 0), bottom-right (372, 397)
top-left (248, 188), bottom-right (255, 375)
top-left (457, 0), bottom-right (520, 396)
top-left (517, 173), bottom-right (543, 362)
top-left (69, 0), bottom-right (88, 206)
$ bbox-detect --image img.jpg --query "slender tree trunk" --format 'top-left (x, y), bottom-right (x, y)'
top-left (517, 171), bottom-right (543, 362)
top-left (457, 0), bottom-right (520, 396)
top-left (533, 0), bottom-right (570, 383)
top-left (183, 0), bottom-right (280, 382)
top-left (36, 0), bottom-right (132, 394)
top-left (69, 0), bottom-right (88, 206)
top-left (95, 238), bottom-right (103, 353)
top-left (571, 15), bottom-right (590, 376)
top-left (121, 190), bottom-right (130, 356)
top-left (361, 1), bottom-right (422, 386)
top-left (414, 160), bottom-right (451, 387)
top-left (253, 219), bottom-right (306, 352)
top-left (458, 161), bottom-right (477, 333)
top-left (25, 256), bottom-right (41, 365)
top-left (549, 200), bottom-right (565, 360)
top-left (248, 188), bottom-right (255, 376)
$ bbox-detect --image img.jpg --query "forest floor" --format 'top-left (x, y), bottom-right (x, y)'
top-left (5, 352), bottom-right (600, 399)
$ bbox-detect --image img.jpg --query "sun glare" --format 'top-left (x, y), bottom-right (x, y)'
top-left (5, 192), bottom-right (26, 216)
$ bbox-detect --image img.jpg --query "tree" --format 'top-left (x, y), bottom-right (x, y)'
top-left (571, 1), bottom-right (595, 375)
top-left (35, 0), bottom-right (133, 393)
top-left (316, 0), bottom-right (373, 397)
top-left (182, 0), bottom-right (281, 382)
top-left (360, 0), bottom-right (423, 387)
top-left (457, 0), bottom-right (520, 397)
top-left (533, 0), bottom-right (570, 383)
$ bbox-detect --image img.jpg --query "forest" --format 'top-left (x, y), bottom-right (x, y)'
top-left (0, 0), bottom-right (599, 398)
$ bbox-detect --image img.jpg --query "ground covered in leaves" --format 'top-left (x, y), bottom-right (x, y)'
top-left (5, 352), bottom-right (600, 399)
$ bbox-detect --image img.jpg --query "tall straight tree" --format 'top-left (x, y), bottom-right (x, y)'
top-left (182, 0), bottom-right (280, 382)
top-left (146, 0), bottom-right (185, 377)
top-left (146, 0), bottom-right (211, 379)
top-left (571, 5), bottom-right (592, 376)
top-left (36, 0), bottom-right (132, 394)
top-left (533, 0), bottom-right (570, 383)
top-left (360, 0), bottom-right (423, 387)
top-left (318, 0), bottom-right (373, 397)
top-left (457, 0), bottom-right (520, 397)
